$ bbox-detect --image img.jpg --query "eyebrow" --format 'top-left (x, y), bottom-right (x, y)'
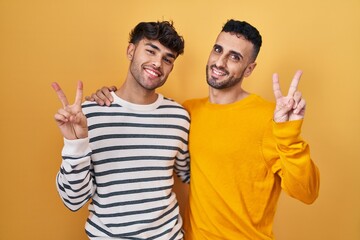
top-left (145, 42), bottom-right (176, 60)
top-left (214, 44), bottom-right (243, 60)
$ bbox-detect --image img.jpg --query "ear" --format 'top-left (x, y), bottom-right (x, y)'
top-left (244, 62), bottom-right (257, 78)
top-left (127, 43), bottom-right (135, 60)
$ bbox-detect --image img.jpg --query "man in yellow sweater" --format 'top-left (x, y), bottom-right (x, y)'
top-left (181, 19), bottom-right (319, 239)
top-left (86, 19), bottom-right (320, 240)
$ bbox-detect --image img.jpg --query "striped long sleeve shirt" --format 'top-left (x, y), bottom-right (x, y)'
top-left (56, 92), bottom-right (190, 239)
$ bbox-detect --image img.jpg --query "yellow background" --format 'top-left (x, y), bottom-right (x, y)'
top-left (1, 0), bottom-right (359, 239)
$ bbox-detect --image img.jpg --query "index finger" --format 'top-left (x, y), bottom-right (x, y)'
top-left (74, 81), bottom-right (83, 105)
top-left (272, 73), bottom-right (283, 100)
top-left (51, 82), bottom-right (69, 108)
top-left (287, 70), bottom-right (302, 97)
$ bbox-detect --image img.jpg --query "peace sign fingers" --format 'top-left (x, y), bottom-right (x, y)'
top-left (51, 81), bottom-right (88, 140)
top-left (51, 81), bottom-right (84, 108)
top-left (272, 70), bottom-right (306, 122)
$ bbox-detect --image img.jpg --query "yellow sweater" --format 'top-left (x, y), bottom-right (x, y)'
top-left (182, 94), bottom-right (320, 240)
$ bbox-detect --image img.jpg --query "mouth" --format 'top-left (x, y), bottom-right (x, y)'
top-left (144, 66), bottom-right (162, 79)
top-left (210, 65), bottom-right (228, 78)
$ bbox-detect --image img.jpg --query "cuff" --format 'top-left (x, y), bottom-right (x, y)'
top-left (62, 137), bottom-right (90, 157)
top-left (272, 119), bottom-right (304, 146)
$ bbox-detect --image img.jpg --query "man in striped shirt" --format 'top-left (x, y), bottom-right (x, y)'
top-left (51, 21), bottom-right (190, 239)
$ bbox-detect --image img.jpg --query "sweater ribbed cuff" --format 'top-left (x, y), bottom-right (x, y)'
top-left (272, 119), bottom-right (303, 146)
top-left (62, 137), bottom-right (90, 157)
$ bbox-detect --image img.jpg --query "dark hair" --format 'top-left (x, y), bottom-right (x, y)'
top-left (222, 19), bottom-right (262, 61)
top-left (129, 21), bottom-right (185, 57)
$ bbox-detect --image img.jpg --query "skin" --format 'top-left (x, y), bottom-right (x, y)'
top-left (52, 38), bottom-right (178, 139)
top-left (206, 31), bottom-right (305, 122)
top-left (85, 32), bottom-right (306, 123)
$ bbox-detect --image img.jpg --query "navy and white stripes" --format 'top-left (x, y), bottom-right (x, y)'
top-left (56, 93), bottom-right (190, 239)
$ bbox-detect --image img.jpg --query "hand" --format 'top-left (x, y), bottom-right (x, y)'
top-left (51, 81), bottom-right (88, 140)
top-left (272, 70), bottom-right (306, 122)
top-left (85, 86), bottom-right (117, 106)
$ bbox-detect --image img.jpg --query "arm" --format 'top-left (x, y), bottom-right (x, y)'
top-left (269, 120), bottom-right (320, 204)
top-left (56, 138), bottom-right (95, 211)
top-left (173, 110), bottom-right (191, 184)
top-left (174, 149), bottom-right (190, 184)
top-left (52, 81), bottom-right (96, 211)
top-left (268, 71), bottom-right (320, 203)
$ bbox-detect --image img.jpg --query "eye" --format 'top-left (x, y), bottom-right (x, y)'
top-left (146, 49), bottom-right (155, 55)
top-left (230, 54), bottom-right (240, 61)
top-left (163, 57), bottom-right (174, 65)
top-left (213, 45), bottom-right (222, 53)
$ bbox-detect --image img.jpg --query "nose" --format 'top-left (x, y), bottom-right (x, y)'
top-left (215, 54), bottom-right (227, 68)
top-left (151, 55), bottom-right (162, 68)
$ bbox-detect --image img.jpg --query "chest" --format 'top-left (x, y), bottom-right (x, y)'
top-left (189, 108), bottom-right (267, 155)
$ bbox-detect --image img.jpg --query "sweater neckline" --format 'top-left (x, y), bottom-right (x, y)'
top-left (204, 94), bottom-right (257, 110)
top-left (111, 92), bottom-right (164, 111)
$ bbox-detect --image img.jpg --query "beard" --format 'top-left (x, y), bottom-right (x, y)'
top-left (206, 64), bottom-right (244, 89)
top-left (129, 60), bottom-right (166, 91)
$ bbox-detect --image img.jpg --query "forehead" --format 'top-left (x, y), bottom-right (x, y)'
top-left (215, 32), bottom-right (254, 55)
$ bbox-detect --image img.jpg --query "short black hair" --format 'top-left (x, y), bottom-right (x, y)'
top-left (222, 19), bottom-right (262, 61)
top-left (129, 21), bottom-right (185, 57)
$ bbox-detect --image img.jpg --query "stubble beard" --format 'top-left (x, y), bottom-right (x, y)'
top-left (206, 65), bottom-right (244, 90)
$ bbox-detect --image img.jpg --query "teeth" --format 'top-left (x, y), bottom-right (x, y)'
top-left (213, 68), bottom-right (226, 76)
top-left (145, 69), bottom-right (159, 77)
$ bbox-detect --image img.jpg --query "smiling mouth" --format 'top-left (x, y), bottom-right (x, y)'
top-left (211, 66), bottom-right (228, 78)
top-left (144, 66), bottom-right (161, 78)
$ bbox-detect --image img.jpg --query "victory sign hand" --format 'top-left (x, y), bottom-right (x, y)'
top-left (272, 70), bottom-right (306, 123)
top-left (51, 81), bottom-right (88, 140)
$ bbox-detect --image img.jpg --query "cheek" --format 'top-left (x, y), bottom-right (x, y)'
top-left (227, 66), bottom-right (242, 78)
top-left (207, 55), bottom-right (216, 65)
top-left (135, 54), bottom-right (147, 63)
top-left (162, 64), bottom-right (173, 76)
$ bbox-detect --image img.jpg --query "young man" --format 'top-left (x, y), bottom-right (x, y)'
top-left (87, 19), bottom-right (320, 240)
top-left (181, 19), bottom-right (319, 240)
top-left (52, 21), bottom-right (190, 239)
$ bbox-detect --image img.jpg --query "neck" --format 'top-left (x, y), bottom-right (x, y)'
top-left (208, 86), bottom-right (249, 104)
top-left (115, 80), bottom-right (158, 105)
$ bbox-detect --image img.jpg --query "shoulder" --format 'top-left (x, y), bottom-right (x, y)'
top-left (81, 101), bottom-right (101, 114)
top-left (162, 96), bottom-right (184, 108)
top-left (182, 98), bottom-right (207, 111)
top-left (249, 94), bottom-right (275, 113)
top-left (161, 96), bottom-right (190, 118)
top-left (80, 101), bottom-right (118, 116)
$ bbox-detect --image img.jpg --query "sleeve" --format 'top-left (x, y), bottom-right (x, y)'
top-left (174, 147), bottom-right (190, 184)
top-left (173, 107), bottom-right (191, 184)
top-left (263, 119), bottom-right (320, 204)
top-left (56, 137), bottom-right (96, 211)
